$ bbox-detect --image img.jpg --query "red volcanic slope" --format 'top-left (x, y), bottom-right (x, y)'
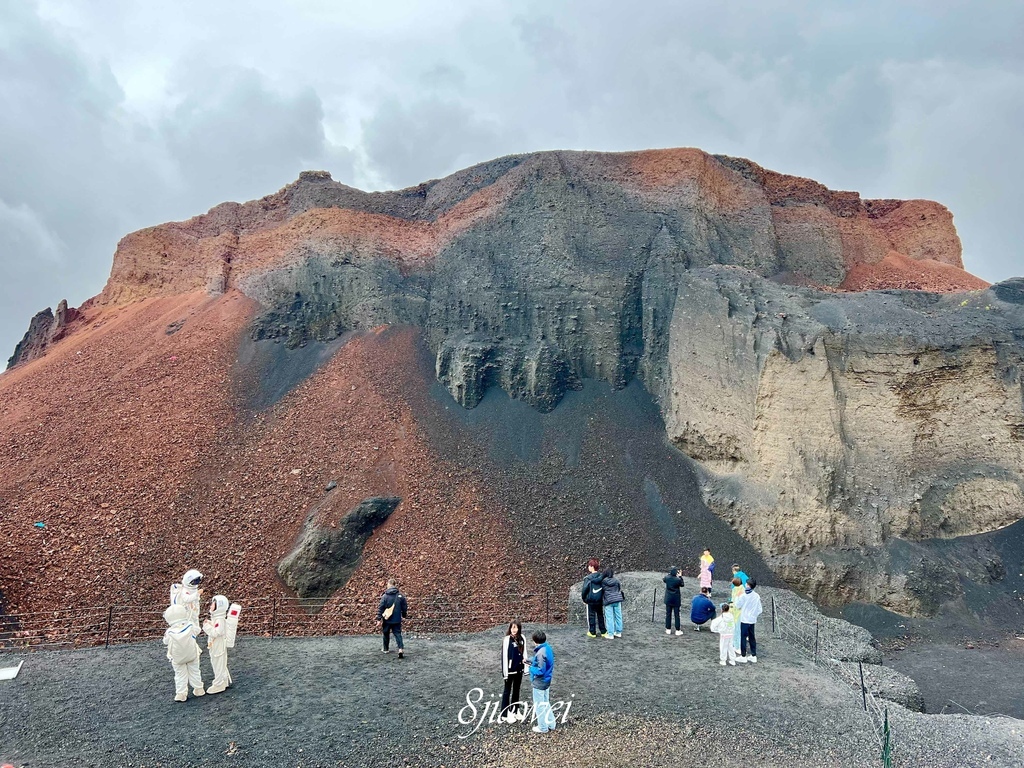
top-left (0, 293), bottom-right (545, 619)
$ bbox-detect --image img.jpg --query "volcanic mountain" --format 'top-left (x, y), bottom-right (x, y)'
top-left (2, 149), bottom-right (1022, 632)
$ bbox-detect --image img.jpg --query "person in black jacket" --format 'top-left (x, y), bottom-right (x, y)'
top-left (376, 579), bottom-right (409, 658)
top-left (663, 567), bottom-right (684, 635)
top-left (601, 567), bottom-right (625, 638)
top-left (581, 558), bottom-right (609, 638)
top-left (500, 620), bottom-right (526, 723)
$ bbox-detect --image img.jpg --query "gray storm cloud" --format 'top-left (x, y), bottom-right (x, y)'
top-left (1, 0), bottom-right (1021, 358)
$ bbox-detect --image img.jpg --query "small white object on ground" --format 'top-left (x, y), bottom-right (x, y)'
top-left (0, 660), bottom-right (24, 680)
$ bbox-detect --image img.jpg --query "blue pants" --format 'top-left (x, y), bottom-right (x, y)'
top-left (382, 624), bottom-right (404, 651)
top-left (603, 603), bottom-right (623, 635)
top-left (532, 687), bottom-right (556, 732)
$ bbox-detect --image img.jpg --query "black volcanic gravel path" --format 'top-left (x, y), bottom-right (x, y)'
top-left (3, 616), bottom-right (1021, 768)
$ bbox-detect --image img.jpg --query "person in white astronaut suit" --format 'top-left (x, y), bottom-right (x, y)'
top-left (203, 595), bottom-right (232, 694)
top-left (169, 569), bottom-right (204, 626)
top-left (162, 604), bottom-right (205, 702)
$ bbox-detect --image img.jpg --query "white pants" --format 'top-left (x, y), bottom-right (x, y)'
top-left (172, 659), bottom-right (204, 696)
top-left (719, 633), bottom-right (736, 663)
top-left (210, 650), bottom-right (231, 688)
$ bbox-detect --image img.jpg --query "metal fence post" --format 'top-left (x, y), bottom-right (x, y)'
top-left (545, 592), bottom-right (550, 624)
top-left (814, 620), bottom-right (820, 663)
top-left (771, 595), bottom-right (777, 636)
top-left (651, 588), bottom-right (656, 623)
top-left (270, 597), bottom-right (278, 639)
top-left (859, 661), bottom-right (867, 711)
top-left (882, 707), bottom-right (892, 768)
top-left (105, 605), bottom-right (114, 649)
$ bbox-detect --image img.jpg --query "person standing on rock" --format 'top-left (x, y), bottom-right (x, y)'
top-left (500, 620), bottom-right (526, 723)
top-left (663, 567), bottom-right (684, 635)
top-left (377, 579), bottom-right (408, 659)
top-left (690, 587), bottom-right (716, 631)
top-left (581, 559), bottom-right (609, 638)
top-left (699, 549), bottom-right (714, 594)
top-left (601, 567), bottom-right (624, 638)
top-left (528, 630), bottom-right (556, 733)
top-left (735, 577), bottom-right (763, 663)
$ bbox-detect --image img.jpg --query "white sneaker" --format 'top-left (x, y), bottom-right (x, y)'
top-left (614, 633), bottom-right (622, 638)
top-left (749, 656), bottom-right (757, 663)
top-left (192, 688), bottom-right (205, 697)
top-left (719, 660), bottom-right (726, 666)
top-left (174, 692), bottom-right (187, 702)
top-left (675, 630), bottom-right (683, 636)
top-left (728, 660), bottom-right (736, 666)
top-left (735, 657), bottom-right (748, 663)
top-left (532, 726), bottom-right (549, 734)
top-left (665, 629), bottom-right (672, 635)
top-left (694, 626), bottom-right (700, 632)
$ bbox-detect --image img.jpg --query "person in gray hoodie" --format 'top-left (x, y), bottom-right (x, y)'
top-left (601, 567), bottom-right (625, 638)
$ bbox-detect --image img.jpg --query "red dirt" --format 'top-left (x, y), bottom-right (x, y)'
top-left (0, 296), bottom-right (543, 625)
top-left (840, 251), bottom-right (990, 293)
top-left (101, 175), bottom-right (517, 305)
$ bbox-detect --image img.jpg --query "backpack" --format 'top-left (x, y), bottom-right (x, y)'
top-left (166, 626), bottom-right (198, 664)
top-left (582, 577), bottom-right (604, 605)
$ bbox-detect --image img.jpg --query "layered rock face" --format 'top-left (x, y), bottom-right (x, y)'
top-left (6, 148), bottom-right (1019, 619)
top-left (667, 271), bottom-right (1024, 612)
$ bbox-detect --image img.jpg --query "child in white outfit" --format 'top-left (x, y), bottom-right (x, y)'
top-left (162, 604), bottom-right (205, 701)
top-left (203, 595), bottom-right (233, 694)
top-left (710, 603), bottom-right (737, 666)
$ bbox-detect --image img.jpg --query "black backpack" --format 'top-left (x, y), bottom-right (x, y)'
top-left (582, 576), bottom-right (604, 605)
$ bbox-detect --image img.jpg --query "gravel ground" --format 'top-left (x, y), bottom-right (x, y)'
top-left (3, 607), bottom-right (1021, 768)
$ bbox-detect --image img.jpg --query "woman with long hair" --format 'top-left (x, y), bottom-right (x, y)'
top-left (500, 620), bottom-right (526, 722)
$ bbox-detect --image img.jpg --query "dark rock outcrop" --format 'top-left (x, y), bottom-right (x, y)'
top-left (278, 496), bottom-right (401, 600)
top-left (7, 299), bottom-right (79, 369)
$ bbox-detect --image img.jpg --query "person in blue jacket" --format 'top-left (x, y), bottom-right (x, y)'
top-left (529, 630), bottom-right (556, 733)
top-left (731, 564), bottom-right (749, 586)
top-left (690, 587), bottom-right (717, 631)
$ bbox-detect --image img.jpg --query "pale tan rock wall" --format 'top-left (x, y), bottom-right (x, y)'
top-left (662, 276), bottom-right (1024, 614)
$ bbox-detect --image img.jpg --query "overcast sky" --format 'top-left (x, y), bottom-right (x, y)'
top-left (2, 1), bottom-right (1022, 358)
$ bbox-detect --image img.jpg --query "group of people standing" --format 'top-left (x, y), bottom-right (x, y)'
top-left (664, 550), bottom-right (764, 666)
top-left (161, 568), bottom-right (240, 702)
top-left (499, 622), bottom-right (558, 732)
top-left (369, 554), bottom-right (763, 737)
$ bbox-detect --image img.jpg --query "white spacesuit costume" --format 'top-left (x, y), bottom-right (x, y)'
top-left (170, 569), bottom-right (203, 626)
top-left (162, 604), bottom-right (205, 701)
top-left (202, 595), bottom-right (232, 694)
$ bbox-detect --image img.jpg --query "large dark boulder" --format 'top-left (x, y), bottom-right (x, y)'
top-left (278, 496), bottom-right (401, 600)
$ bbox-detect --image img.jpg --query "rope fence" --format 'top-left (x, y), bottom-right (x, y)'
top-left (0, 592), bottom-right (567, 652)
